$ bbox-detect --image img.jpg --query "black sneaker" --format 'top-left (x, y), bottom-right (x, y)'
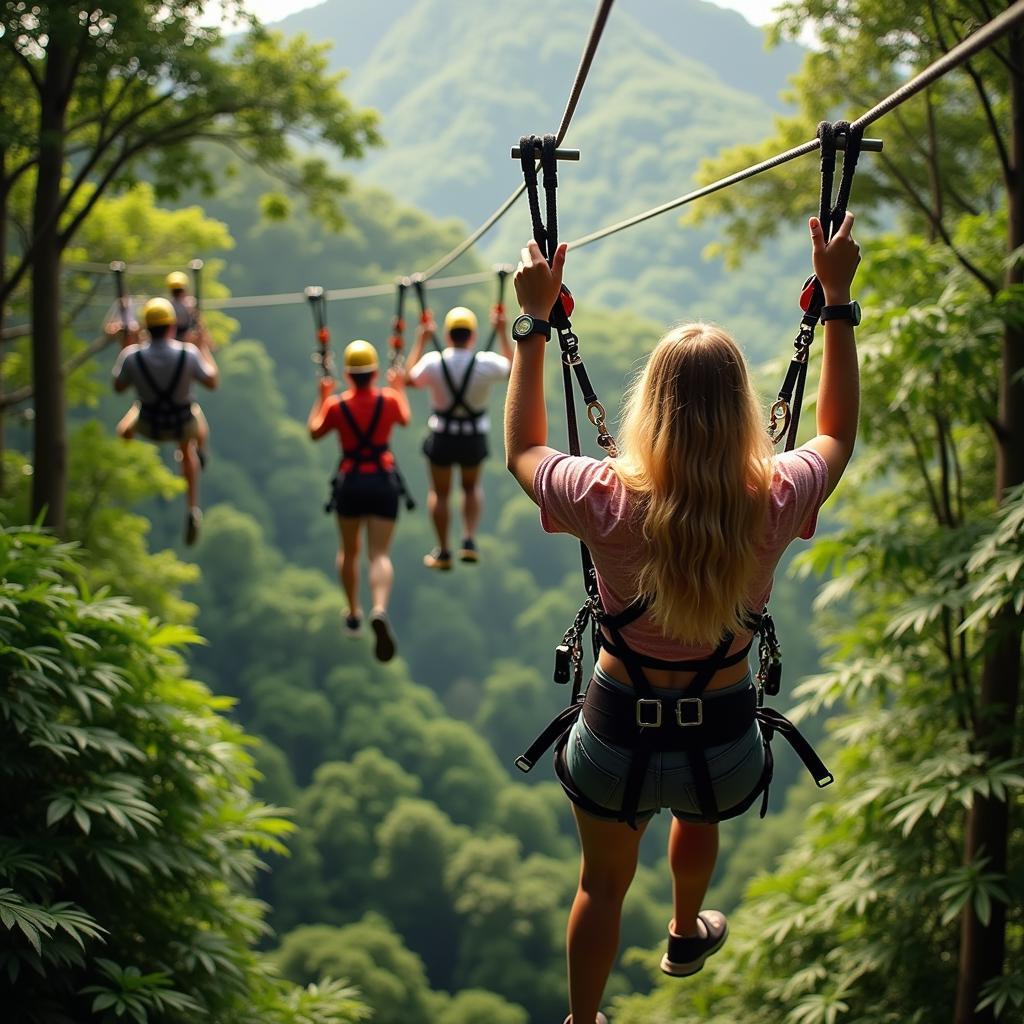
top-left (660, 911), bottom-right (728, 977)
top-left (344, 614), bottom-right (362, 637)
top-left (423, 547), bottom-right (453, 571)
top-left (458, 537), bottom-right (479, 563)
top-left (185, 507), bottom-right (202, 546)
top-left (370, 611), bottom-right (396, 663)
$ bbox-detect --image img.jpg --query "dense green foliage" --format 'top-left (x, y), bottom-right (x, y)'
top-left (0, 525), bottom-right (368, 1023)
top-left (274, 0), bottom-right (811, 335)
top-left (8, 0), bottom-right (1021, 1020)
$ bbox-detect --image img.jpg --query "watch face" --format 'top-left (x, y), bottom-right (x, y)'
top-left (851, 300), bottom-right (862, 326)
top-left (512, 314), bottom-right (534, 339)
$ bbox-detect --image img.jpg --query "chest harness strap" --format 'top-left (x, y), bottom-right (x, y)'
top-left (134, 348), bottom-right (193, 437)
top-left (512, 133), bottom-right (833, 829)
top-left (435, 351), bottom-right (485, 435)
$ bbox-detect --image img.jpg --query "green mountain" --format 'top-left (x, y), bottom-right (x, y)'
top-left (272, 0), bottom-right (811, 337)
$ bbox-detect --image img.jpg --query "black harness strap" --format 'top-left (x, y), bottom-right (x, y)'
top-left (135, 347), bottom-right (192, 437)
top-left (338, 395), bottom-right (387, 471)
top-left (435, 350), bottom-right (485, 433)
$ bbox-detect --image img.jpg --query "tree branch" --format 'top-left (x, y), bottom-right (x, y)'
top-left (879, 152), bottom-right (999, 296)
top-left (0, 333), bottom-right (114, 409)
top-left (899, 408), bottom-right (944, 524)
top-left (1, 38), bottom-right (43, 94)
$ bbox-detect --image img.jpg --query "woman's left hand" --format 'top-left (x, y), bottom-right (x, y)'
top-left (514, 240), bottom-right (567, 318)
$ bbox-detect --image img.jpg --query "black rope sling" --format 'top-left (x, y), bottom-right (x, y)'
top-left (388, 278), bottom-right (408, 369)
top-left (482, 265), bottom-right (513, 353)
top-left (305, 286), bottom-right (332, 378)
top-left (513, 133), bottom-right (832, 829)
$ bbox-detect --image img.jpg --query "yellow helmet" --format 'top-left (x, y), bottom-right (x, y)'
top-left (142, 297), bottom-right (176, 329)
top-left (166, 271), bottom-right (189, 292)
top-left (444, 306), bottom-right (477, 334)
top-left (344, 339), bottom-right (378, 373)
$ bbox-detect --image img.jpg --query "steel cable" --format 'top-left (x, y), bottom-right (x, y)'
top-left (567, 0), bottom-right (1024, 251)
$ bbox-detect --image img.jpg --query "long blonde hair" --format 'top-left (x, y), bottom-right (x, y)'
top-left (613, 323), bottom-right (774, 644)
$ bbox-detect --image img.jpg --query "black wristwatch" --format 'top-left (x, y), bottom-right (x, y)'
top-left (511, 313), bottom-right (552, 342)
top-left (820, 301), bottom-right (862, 326)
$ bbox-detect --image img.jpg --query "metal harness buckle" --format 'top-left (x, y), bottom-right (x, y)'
top-left (675, 698), bottom-right (703, 727)
top-left (636, 698), bottom-right (662, 728)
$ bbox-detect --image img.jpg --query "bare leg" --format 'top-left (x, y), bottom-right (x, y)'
top-left (566, 806), bottom-right (647, 1024)
top-left (336, 516), bottom-right (362, 618)
top-left (193, 405), bottom-right (209, 461)
top-left (460, 463), bottom-right (482, 541)
top-left (668, 819), bottom-right (719, 935)
top-left (116, 403), bottom-right (139, 440)
top-left (427, 462), bottom-right (452, 551)
top-left (179, 439), bottom-right (200, 509)
top-left (365, 516), bottom-right (396, 614)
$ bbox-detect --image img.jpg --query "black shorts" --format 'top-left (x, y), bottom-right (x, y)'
top-left (332, 472), bottom-right (400, 520)
top-left (422, 431), bottom-right (488, 468)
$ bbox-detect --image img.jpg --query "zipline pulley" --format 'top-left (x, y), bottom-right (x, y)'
top-left (109, 260), bottom-right (131, 346)
top-left (189, 258), bottom-right (204, 315)
top-left (305, 286), bottom-right (331, 378)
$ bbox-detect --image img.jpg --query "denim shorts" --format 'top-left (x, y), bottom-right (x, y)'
top-left (564, 667), bottom-right (766, 824)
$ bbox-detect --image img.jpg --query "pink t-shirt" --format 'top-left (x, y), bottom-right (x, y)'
top-left (534, 448), bottom-right (830, 660)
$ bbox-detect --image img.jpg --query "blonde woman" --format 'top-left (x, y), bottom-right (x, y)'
top-left (505, 215), bottom-right (861, 1024)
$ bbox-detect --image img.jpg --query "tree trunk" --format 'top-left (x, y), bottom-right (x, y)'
top-left (0, 140), bottom-right (7, 498)
top-left (28, 38), bottom-right (71, 533)
top-left (953, 25), bottom-right (1024, 1024)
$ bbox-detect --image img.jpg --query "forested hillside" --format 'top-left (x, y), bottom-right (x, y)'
top-left (2, 1), bottom-right (1022, 1023)
top-left (273, 0), bottom-right (810, 330)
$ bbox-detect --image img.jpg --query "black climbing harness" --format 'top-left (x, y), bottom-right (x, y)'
top-left (434, 350), bottom-right (485, 436)
top-left (323, 393), bottom-right (415, 514)
top-left (305, 286), bottom-right (332, 378)
top-left (482, 264), bottom-right (513, 353)
top-left (513, 133), bottom-right (833, 829)
top-left (134, 347), bottom-right (194, 438)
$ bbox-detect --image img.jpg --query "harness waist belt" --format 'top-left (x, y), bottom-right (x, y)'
top-left (599, 637), bottom-right (753, 672)
top-left (581, 676), bottom-right (756, 750)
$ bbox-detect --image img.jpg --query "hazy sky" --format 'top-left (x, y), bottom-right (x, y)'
top-left (239, 0), bottom-right (782, 27)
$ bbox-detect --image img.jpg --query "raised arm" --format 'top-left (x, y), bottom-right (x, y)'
top-left (493, 305), bottom-right (513, 363)
top-left (308, 377), bottom-right (336, 440)
top-left (803, 211), bottom-right (861, 498)
top-left (386, 368), bottom-right (412, 426)
top-left (504, 240), bottom-right (566, 502)
top-left (404, 310), bottom-right (436, 386)
top-left (193, 329), bottom-right (220, 390)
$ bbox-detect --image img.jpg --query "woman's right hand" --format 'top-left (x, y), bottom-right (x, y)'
top-left (810, 211), bottom-right (860, 304)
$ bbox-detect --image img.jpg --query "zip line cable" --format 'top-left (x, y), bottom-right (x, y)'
top-left (417, 0), bottom-right (616, 281)
top-left (566, 0), bottom-right (1024, 252)
top-left (65, 0), bottom-right (1018, 307)
top-left (66, 0), bottom-right (616, 305)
